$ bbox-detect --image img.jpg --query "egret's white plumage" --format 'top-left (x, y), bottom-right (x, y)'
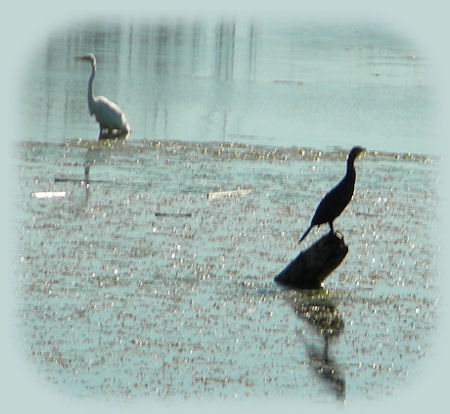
top-left (75, 53), bottom-right (130, 139)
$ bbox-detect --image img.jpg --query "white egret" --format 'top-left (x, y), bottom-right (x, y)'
top-left (75, 53), bottom-right (130, 140)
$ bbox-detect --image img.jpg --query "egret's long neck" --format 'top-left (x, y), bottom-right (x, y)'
top-left (87, 63), bottom-right (96, 114)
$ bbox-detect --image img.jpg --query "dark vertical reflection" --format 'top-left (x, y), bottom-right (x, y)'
top-left (248, 23), bottom-right (257, 81)
top-left (191, 22), bottom-right (202, 75)
top-left (126, 24), bottom-right (134, 74)
top-left (24, 20), bottom-right (424, 148)
top-left (284, 289), bottom-right (346, 400)
top-left (155, 25), bottom-right (169, 75)
top-left (23, 20), bottom-right (260, 142)
top-left (214, 21), bottom-right (235, 81)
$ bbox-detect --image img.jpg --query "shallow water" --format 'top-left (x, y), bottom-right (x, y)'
top-left (21, 19), bottom-right (434, 154)
top-left (14, 19), bottom-right (439, 403)
top-left (15, 139), bottom-right (439, 401)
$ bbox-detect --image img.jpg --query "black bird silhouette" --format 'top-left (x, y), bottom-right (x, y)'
top-left (299, 146), bottom-right (365, 243)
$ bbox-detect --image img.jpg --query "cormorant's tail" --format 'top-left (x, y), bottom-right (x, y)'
top-left (299, 225), bottom-right (312, 243)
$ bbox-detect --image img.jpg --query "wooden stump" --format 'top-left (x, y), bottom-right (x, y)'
top-left (274, 232), bottom-right (348, 289)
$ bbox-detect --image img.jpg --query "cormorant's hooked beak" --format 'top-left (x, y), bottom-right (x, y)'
top-left (348, 146), bottom-right (366, 162)
top-left (353, 146), bottom-right (366, 158)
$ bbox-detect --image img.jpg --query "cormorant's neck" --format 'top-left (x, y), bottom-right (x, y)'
top-left (346, 156), bottom-right (356, 179)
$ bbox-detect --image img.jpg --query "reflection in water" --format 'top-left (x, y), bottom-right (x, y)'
top-left (23, 20), bottom-right (432, 153)
top-left (283, 289), bottom-right (346, 400)
top-left (83, 138), bottom-right (128, 180)
top-left (215, 22), bottom-right (235, 81)
top-left (17, 138), bottom-right (439, 399)
top-left (17, 21), bottom-right (438, 401)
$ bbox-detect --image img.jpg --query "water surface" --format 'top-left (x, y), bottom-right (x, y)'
top-left (22, 19), bottom-right (435, 154)
top-left (15, 19), bottom-right (439, 403)
top-left (16, 139), bottom-right (439, 401)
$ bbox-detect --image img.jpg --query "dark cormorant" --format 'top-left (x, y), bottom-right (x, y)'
top-left (299, 146), bottom-right (365, 243)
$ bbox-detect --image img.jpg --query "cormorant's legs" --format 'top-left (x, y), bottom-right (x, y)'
top-left (329, 221), bottom-right (334, 234)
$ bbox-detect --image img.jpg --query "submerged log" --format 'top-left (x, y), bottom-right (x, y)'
top-left (207, 188), bottom-right (252, 200)
top-left (274, 232), bottom-right (348, 289)
top-left (154, 212), bottom-right (192, 218)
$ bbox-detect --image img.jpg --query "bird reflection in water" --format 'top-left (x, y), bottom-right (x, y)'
top-left (284, 289), bottom-right (346, 400)
top-left (82, 138), bottom-right (127, 182)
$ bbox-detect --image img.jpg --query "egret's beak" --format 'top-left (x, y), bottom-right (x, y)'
top-left (75, 55), bottom-right (90, 61)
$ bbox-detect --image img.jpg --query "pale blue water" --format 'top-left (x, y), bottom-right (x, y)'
top-left (15, 19), bottom-right (439, 403)
top-left (22, 19), bottom-right (435, 155)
